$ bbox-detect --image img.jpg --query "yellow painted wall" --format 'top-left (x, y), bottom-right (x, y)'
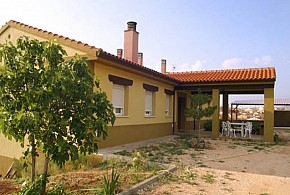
top-left (92, 61), bottom-right (175, 147)
top-left (99, 123), bottom-right (172, 148)
top-left (0, 134), bottom-right (25, 176)
top-left (94, 62), bottom-right (174, 126)
top-left (0, 155), bottom-right (14, 177)
top-left (0, 134), bottom-right (24, 159)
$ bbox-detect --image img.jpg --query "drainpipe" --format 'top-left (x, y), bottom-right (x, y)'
top-left (172, 88), bottom-right (176, 134)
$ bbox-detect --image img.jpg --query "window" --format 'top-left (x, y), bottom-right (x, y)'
top-left (165, 94), bottom-right (170, 116)
top-left (143, 83), bottom-right (158, 117)
top-left (109, 75), bottom-right (133, 117)
top-left (112, 84), bottom-right (125, 116)
top-left (145, 91), bottom-right (153, 116)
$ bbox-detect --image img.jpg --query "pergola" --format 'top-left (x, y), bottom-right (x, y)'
top-left (168, 67), bottom-right (276, 142)
top-left (231, 98), bottom-right (290, 120)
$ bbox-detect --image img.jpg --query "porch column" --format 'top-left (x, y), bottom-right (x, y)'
top-left (222, 93), bottom-right (229, 121)
top-left (212, 89), bottom-right (220, 138)
top-left (264, 87), bottom-right (274, 142)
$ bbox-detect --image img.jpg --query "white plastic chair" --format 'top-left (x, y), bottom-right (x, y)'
top-left (221, 121), bottom-right (228, 137)
top-left (244, 122), bottom-right (252, 139)
top-left (226, 121), bottom-right (235, 137)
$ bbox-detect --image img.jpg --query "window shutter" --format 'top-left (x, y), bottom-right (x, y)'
top-left (145, 91), bottom-right (152, 112)
top-left (112, 85), bottom-right (124, 108)
top-left (165, 94), bottom-right (170, 114)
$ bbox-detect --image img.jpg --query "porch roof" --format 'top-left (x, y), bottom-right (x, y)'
top-left (166, 67), bottom-right (276, 84)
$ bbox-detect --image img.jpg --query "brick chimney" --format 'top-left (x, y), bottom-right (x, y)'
top-left (117, 49), bottom-right (123, 58)
top-left (124, 21), bottom-right (139, 64)
top-left (138, 52), bottom-right (143, 66)
top-left (161, 59), bottom-right (166, 73)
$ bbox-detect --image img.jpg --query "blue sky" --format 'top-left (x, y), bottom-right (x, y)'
top-left (1, 0), bottom-right (290, 103)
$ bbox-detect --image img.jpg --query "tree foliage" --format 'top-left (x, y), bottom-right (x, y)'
top-left (0, 37), bottom-right (115, 193)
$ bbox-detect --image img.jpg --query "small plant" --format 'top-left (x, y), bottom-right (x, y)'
top-left (46, 182), bottom-right (66, 195)
top-left (102, 166), bottom-right (120, 195)
top-left (131, 151), bottom-right (148, 171)
top-left (202, 173), bottom-right (215, 184)
top-left (19, 176), bottom-right (66, 195)
top-left (18, 177), bottom-right (43, 195)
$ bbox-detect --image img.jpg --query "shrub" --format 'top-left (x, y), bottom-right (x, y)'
top-left (203, 120), bottom-right (212, 131)
top-left (274, 133), bottom-right (280, 144)
top-left (251, 122), bottom-right (262, 135)
top-left (203, 120), bottom-right (223, 131)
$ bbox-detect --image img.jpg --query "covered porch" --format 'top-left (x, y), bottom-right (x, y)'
top-left (168, 67), bottom-right (276, 142)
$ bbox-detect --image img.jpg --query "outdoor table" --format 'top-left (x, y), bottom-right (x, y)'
top-left (229, 122), bottom-right (246, 137)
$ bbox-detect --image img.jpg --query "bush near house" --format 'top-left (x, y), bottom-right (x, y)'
top-left (203, 120), bottom-right (223, 131)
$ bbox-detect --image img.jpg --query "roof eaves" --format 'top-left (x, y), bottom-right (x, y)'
top-left (178, 78), bottom-right (276, 85)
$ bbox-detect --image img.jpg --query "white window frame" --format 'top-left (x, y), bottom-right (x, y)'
top-left (145, 90), bottom-right (153, 116)
top-left (112, 84), bottom-right (125, 116)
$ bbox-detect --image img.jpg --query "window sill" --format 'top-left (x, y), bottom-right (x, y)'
top-left (144, 115), bottom-right (156, 118)
top-left (116, 115), bottom-right (130, 118)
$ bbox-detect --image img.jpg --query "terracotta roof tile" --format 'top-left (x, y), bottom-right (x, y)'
top-left (166, 67), bottom-right (276, 83)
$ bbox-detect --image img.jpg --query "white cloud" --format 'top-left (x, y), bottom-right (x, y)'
top-left (253, 55), bottom-right (272, 66)
top-left (191, 60), bottom-right (207, 71)
top-left (222, 58), bottom-right (243, 69)
top-left (176, 60), bottom-right (207, 72)
top-left (222, 55), bottom-right (272, 69)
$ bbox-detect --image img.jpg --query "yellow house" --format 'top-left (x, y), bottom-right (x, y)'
top-left (0, 20), bottom-right (276, 176)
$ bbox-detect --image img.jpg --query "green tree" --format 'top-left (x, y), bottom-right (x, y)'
top-left (0, 37), bottom-right (115, 194)
top-left (184, 89), bottom-right (217, 138)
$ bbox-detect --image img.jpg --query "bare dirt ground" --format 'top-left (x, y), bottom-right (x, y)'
top-left (139, 129), bottom-right (290, 195)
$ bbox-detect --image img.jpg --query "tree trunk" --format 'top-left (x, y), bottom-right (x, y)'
top-left (198, 120), bottom-right (201, 139)
top-left (30, 137), bottom-right (36, 182)
top-left (41, 156), bottom-right (50, 195)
